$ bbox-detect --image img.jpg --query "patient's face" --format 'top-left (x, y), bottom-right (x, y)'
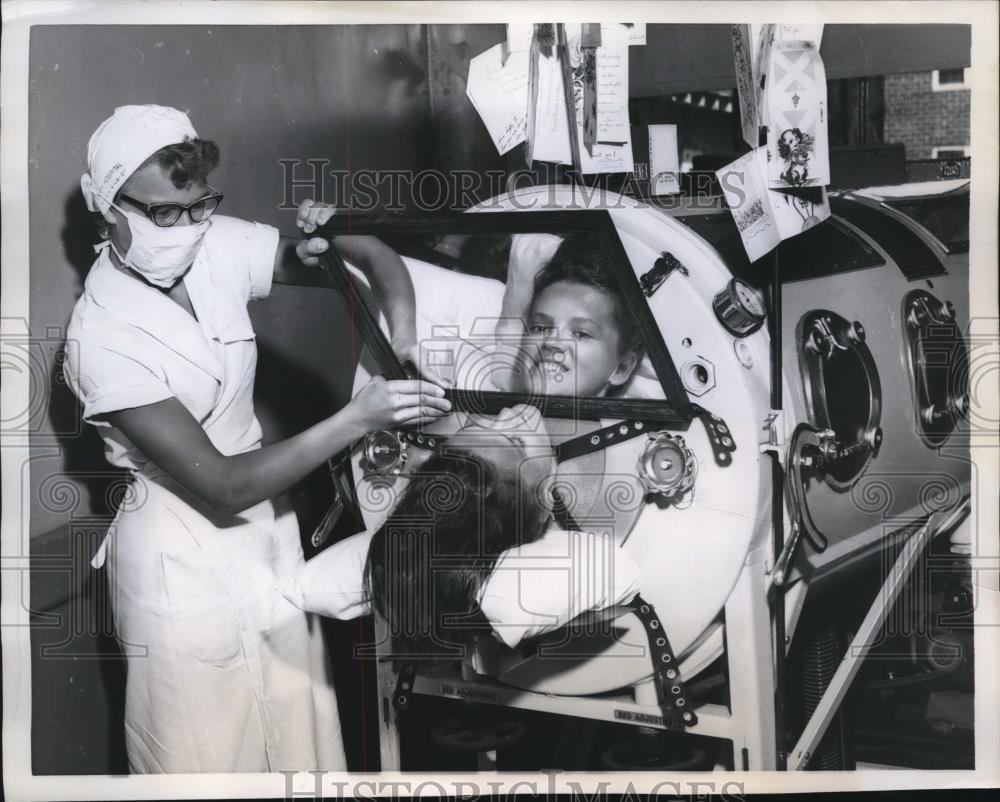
top-left (523, 281), bottom-right (637, 397)
top-left (450, 405), bottom-right (557, 511)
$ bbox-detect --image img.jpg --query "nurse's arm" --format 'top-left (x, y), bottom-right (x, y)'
top-left (273, 199), bottom-right (417, 349)
top-left (274, 232), bottom-right (442, 382)
top-left (102, 377), bottom-right (450, 515)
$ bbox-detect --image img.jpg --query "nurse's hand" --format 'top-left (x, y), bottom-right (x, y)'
top-left (345, 375), bottom-right (452, 433)
top-left (295, 199), bottom-right (335, 266)
top-left (391, 337), bottom-right (453, 388)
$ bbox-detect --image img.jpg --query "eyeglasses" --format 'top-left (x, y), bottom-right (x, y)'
top-left (117, 190), bottom-right (224, 228)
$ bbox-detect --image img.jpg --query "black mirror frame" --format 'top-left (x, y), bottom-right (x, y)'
top-left (316, 209), bottom-right (696, 429)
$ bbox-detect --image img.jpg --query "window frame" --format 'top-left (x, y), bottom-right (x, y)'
top-left (930, 146), bottom-right (969, 159)
top-left (931, 68), bottom-right (970, 92)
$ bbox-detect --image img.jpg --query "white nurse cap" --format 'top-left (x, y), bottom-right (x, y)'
top-left (80, 104), bottom-right (198, 214)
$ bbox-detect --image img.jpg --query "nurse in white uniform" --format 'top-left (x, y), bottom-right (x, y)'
top-left (63, 105), bottom-right (451, 774)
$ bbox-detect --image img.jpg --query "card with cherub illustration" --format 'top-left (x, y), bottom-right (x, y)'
top-left (765, 39), bottom-right (830, 188)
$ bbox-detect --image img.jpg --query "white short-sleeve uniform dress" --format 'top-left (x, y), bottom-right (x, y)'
top-left (63, 215), bottom-right (346, 773)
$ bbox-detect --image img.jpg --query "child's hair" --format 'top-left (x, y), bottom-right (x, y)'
top-left (532, 233), bottom-right (645, 360)
top-left (364, 447), bottom-right (550, 655)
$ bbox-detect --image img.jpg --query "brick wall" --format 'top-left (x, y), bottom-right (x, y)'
top-left (884, 72), bottom-right (971, 159)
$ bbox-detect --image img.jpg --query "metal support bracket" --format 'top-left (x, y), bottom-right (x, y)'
top-left (393, 662), bottom-right (417, 711)
top-left (788, 499), bottom-right (970, 770)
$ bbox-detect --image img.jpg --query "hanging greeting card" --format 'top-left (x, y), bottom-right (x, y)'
top-left (717, 147), bottom-right (830, 262)
top-left (732, 25), bottom-right (759, 148)
top-left (765, 39), bottom-right (830, 189)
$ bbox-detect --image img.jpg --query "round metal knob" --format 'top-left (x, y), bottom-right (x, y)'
top-left (363, 430), bottom-right (408, 475)
top-left (951, 393), bottom-right (970, 418)
top-left (921, 405), bottom-right (947, 425)
top-left (942, 300), bottom-right (957, 321)
top-left (865, 426), bottom-right (884, 455)
top-left (848, 321), bottom-right (866, 343)
top-left (638, 432), bottom-right (696, 498)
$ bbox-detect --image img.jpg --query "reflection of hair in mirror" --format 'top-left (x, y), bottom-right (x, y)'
top-left (363, 449), bottom-right (551, 655)
top-left (532, 234), bottom-right (646, 383)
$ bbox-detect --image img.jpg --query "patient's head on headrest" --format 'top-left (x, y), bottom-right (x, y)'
top-left (525, 234), bottom-right (645, 397)
top-left (364, 445), bottom-right (551, 655)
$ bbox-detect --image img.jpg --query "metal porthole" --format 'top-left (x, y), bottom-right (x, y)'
top-left (798, 309), bottom-right (883, 490)
top-left (902, 290), bottom-right (970, 448)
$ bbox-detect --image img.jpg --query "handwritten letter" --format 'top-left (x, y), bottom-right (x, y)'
top-left (466, 43), bottom-right (529, 155)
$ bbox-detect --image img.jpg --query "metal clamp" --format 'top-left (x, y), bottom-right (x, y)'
top-left (759, 409), bottom-right (787, 462)
top-left (640, 252), bottom-right (689, 297)
top-left (630, 595), bottom-right (698, 730)
top-left (361, 429), bottom-right (441, 477)
top-left (689, 404), bottom-right (737, 467)
top-left (554, 419), bottom-right (651, 463)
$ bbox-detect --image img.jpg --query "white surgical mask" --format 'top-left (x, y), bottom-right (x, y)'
top-left (108, 202), bottom-right (209, 288)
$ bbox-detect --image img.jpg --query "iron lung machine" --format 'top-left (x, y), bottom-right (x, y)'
top-left (340, 181), bottom-right (971, 770)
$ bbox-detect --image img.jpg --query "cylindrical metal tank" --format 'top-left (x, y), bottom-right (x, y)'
top-left (347, 181), bottom-right (970, 698)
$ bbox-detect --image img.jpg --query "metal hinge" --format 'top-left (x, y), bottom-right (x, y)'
top-left (640, 252), bottom-right (689, 297)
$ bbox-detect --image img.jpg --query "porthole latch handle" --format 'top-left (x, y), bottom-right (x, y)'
top-left (832, 425), bottom-right (883, 462)
top-left (922, 394), bottom-right (970, 425)
top-left (782, 423), bottom-right (836, 563)
top-left (907, 296), bottom-right (956, 329)
top-left (804, 316), bottom-right (851, 360)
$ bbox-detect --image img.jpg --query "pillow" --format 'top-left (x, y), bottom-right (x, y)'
top-left (283, 526), bottom-right (642, 649)
top-left (284, 531), bottom-right (372, 621)
top-left (478, 527), bottom-right (643, 648)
